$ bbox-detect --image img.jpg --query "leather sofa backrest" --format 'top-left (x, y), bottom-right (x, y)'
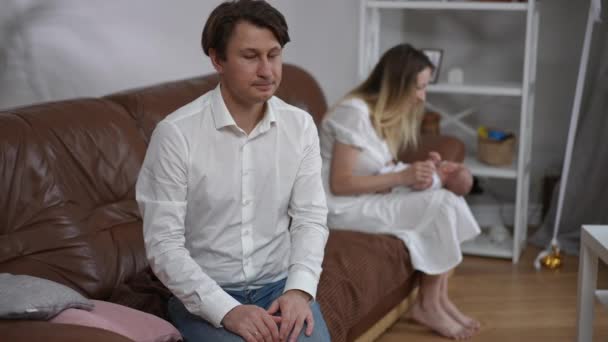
top-left (106, 64), bottom-right (328, 143)
top-left (106, 75), bottom-right (220, 144)
top-left (0, 64), bottom-right (328, 299)
top-left (0, 99), bottom-right (148, 298)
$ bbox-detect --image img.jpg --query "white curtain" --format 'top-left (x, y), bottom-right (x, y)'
top-left (530, 19), bottom-right (608, 255)
top-left (0, 0), bottom-right (220, 110)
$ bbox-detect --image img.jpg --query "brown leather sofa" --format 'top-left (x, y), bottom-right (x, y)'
top-left (0, 64), bottom-right (464, 342)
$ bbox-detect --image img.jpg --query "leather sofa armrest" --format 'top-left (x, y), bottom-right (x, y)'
top-left (0, 321), bottom-right (135, 342)
top-left (398, 135), bottom-right (465, 163)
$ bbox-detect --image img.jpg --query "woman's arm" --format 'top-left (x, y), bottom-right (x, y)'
top-left (329, 142), bottom-right (436, 196)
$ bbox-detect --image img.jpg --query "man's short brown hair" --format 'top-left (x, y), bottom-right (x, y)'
top-left (202, 0), bottom-right (290, 60)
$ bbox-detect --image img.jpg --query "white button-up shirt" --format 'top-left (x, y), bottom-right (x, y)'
top-left (136, 85), bottom-right (329, 328)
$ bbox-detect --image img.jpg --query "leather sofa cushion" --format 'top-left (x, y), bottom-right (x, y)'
top-left (318, 230), bottom-right (418, 342)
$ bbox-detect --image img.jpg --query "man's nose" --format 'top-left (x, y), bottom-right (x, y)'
top-left (257, 58), bottom-right (272, 78)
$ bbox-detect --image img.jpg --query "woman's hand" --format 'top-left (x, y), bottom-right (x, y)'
top-left (428, 151), bottom-right (442, 164)
top-left (400, 160), bottom-right (436, 190)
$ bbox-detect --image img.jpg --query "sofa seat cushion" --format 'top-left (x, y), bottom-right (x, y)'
top-left (108, 268), bottom-right (173, 320)
top-left (0, 321), bottom-right (135, 342)
top-left (50, 300), bottom-right (182, 342)
top-left (317, 230), bottom-right (419, 342)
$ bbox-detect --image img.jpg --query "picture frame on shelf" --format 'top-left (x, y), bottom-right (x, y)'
top-left (422, 48), bottom-right (443, 83)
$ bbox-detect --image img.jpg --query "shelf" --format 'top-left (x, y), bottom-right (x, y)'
top-left (360, 0), bottom-right (539, 263)
top-left (465, 155), bottom-right (517, 179)
top-left (596, 290), bottom-right (608, 310)
top-left (427, 83), bottom-right (523, 96)
top-left (367, 1), bottom-right (529, 11)
top-left (461, 226), bottom-right (514, 259)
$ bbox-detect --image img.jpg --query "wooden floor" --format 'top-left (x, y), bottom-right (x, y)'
top-left (377, 246), bottom-right (608, 341)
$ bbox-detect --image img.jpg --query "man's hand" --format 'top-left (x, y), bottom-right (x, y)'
top-left (267, 290), bottom-right (314, 342)
top-left (222, 304), bottom-right (281, 342)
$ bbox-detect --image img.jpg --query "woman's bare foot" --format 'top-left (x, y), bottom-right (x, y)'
top-left (406, 299), bottom-right (473, 340)
top-left (441, 297), bottom-right (481, 331)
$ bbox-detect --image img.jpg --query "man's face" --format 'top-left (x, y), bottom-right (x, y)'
top-left (211, 20), bottom-right (283, 108)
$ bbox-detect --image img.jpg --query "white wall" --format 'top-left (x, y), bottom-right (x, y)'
top-left (282, 0), bottom-right (360, 105)
top-left (0, 0), bottom-right (591, 204)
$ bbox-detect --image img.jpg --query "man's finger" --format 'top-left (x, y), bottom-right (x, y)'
top-left (279, 313), bottom-right (293, 341)
top-left (243, 331), bottom-right (257, 342)
top-left (267, 300), bottom-right (280, 315)
top-left (261, 310), bottom-right (280, 341)
top-left (252, 317), bottom-right (272, 342)
top-left (244, 327), bottom-right (263, 342)
top-left (289, 317), bottom-right (305, 342)
top-left (305, 312), bottom-right (315, 336)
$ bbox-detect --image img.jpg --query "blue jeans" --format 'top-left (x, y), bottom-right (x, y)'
top-left (168, 278), bottom-right (331, 342)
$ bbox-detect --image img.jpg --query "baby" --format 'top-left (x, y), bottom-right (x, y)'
top-left (435, 160), bottom-right (473, 196)
top-left (380, 153), bottom-right (473, 196)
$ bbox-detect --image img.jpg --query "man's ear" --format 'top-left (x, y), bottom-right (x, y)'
top-left (209, 48), bottom-right (224, 74)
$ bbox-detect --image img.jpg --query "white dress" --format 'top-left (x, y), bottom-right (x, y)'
top-left (319, 98), bottom-right (480, 275)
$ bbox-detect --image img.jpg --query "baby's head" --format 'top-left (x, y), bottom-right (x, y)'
top-left (439, 163), bottom-right (473, 196)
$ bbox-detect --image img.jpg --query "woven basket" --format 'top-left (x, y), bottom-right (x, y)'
top-left (477, 134), bottom-right (515, 166)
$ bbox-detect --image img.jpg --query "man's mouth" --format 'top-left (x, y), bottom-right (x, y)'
top-left (253, 82), bottom-right (274, 90)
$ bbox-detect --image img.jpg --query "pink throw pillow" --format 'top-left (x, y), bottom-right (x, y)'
top-left (50, 300), bottom-right (182, 342)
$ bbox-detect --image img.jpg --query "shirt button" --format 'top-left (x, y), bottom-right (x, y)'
top-left (243, 230), bottom-right (250, 236)
top-left (242, 199), bottom-right (251, 206)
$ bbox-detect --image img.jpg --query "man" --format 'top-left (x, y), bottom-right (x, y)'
top-left (135, 1), bottom-right (330, 341)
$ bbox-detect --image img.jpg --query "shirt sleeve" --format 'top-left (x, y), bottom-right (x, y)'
top-left (324, 102), bottom-right (371, 150)
top-left (284, 115), bottom-right (330, 300)
top-left (136, 121), bottom-right (240, 328)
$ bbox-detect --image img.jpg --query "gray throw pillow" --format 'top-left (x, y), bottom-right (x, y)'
top-left (0, 273), bottom-right (94, 320)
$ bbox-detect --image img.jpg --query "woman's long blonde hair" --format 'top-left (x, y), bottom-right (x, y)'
top-left (348, 44), bottom-right (434, 159)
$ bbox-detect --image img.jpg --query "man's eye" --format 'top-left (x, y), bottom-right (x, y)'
top-left (244, 55), bottom-right (257, 59)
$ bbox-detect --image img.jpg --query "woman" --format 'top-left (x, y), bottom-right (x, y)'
top-left (319, 43), bottom-right (481, 340)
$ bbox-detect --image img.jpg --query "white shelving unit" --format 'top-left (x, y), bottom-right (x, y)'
top-left (359, 0), bottom-right (540, 263)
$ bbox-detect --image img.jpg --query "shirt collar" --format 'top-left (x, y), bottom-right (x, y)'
top-left (210, 85), bottom-right (237, 129)
top-left (210, 84), bottom-right (277, 132)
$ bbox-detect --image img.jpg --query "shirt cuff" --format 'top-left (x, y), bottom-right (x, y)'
top-left (198, 288), bottom-right (241, 328)
top-left (283, 267), bottom-right (319, 300)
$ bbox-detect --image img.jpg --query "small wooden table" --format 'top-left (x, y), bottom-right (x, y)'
top-left (577, 225), bottom-right (608, 341)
